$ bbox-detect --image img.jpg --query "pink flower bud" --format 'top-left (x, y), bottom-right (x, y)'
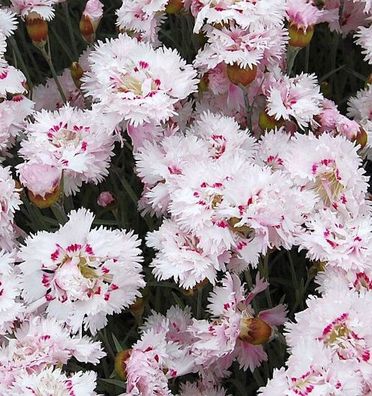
top-left (97, 191), bottom-right (115, 207)
top-left (19, 163), bottom-right (61, 198)
top-left (80, 0), bottom-right (103, 43)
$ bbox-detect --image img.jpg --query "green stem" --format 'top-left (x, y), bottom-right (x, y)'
top-left (287, 46), bottom-right (300, 76)
top-left (9, 37), bottom-right (33, 88)
top-left (39, 44), bottom-right (66, 103)
top-left (196, 287), bottom-right (203, 319)
top-left (63, 2), bottom-right (79, 59)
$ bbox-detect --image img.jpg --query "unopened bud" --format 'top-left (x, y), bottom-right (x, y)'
top-left (70, 62), bottom-right (84, 89)
top-left (239, 317), bottom-right (272, 345)
top-left (165, 0), bottom-right (184, 14)
top-left (226, 63), bottom-right (257, 86)
top-left (354, 126), bottom-right (368, 149)
top-left (259, 110), bottom-right (284, 131)
top-left (115, 349), bottom-right (131, 380)
top-left (25, 12), bottom-right (48, 47)
top-left (19, 163), bottom-right (62, 209)
top-left (80, 0), bottom-right (103, 44)
top-left (288, 25), bottom-right (314, 48)
top-left (198, 74), bottom-right (209, 94)
top-left (129, 297), bottom-right (145, 320)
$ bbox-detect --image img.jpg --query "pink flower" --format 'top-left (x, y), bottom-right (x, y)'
top-left (18, 163), bottom-right (61, 198)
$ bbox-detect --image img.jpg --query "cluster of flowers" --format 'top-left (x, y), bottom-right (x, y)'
top-left (0, 0), bottom-right (371, 395)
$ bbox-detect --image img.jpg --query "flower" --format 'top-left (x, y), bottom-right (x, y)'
top-left (194, 24), bottom-right (287, 72)
top-left (116, 0), bottom-right (168, 43)
top-left (19, 105), bottom-right (117, 195)
top-left (82, 34), bottom-right (198, 126)
top-left (7, 367), bottom-right (98, 396)
top-left (264, 71), bottom-right (323, 129)
top-left (125, 307), bottom-right (196, 395)
top-left (19, 208), bottom-right (145, 334)
top-left (18, 162), bottom-right (61, 199)
top-left (282, 133), bottom-right (368, 213)
top-left (190, 0), bottom-right (286, 34)
top-left (0, 251), bottom-right (23, 335)
top-left (0, 165), bottom-right (21, 251)
top-left (147, 219), bottom-right (228, 288)
top-left (179, 381), bottom-right (230, 396)
top-left (10, 0), bottom-right (63, 21)
top-left (298, 208), bottom-right (372, 272)
top-left (355, 23), bottom-right (372, 65)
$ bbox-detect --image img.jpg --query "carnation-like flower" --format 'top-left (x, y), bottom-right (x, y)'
top-left (10, 0), bottom-right (63, 20)
top-left (125, 307), bottom-right (196, 395)
top-left (116, 0), bottom-right (168, 43)
top-left (0, 251), bottom-right (23, 335)
top-left (179, 381), bottom-right (230, 396)
top-left (355, 23), bottom-right (372, 64)
top-left (82, 33), bottom-right (198, 126)
top-left (189, 274), bottom-right (287, 375)
top-left (190, 0), bottom-right (286, 33)
top-left (0, 315), bottom-right (104, 392)
top-left (19, 208), bottom-right (145, 334)
top-left (7, 367), bottom-right (98, 396)
top-left (283, 133), bottom-right (368, 213)
top-left (0, 165), bottom-right (21, 251)
top-left (194, 24), bottom-right (287, 72)
top-left (147, 219), bottom-right (229, 288)
top-left (19, 105), bottom-right (117, 195)
top-left (298, 208), bottom-right (372, 272)
top-left (286, 0), bottom-right (323, 31)
top-left (0, 8), bottom-right (17, 58)
top-left (284, 289), bottom-right (372, 391)
top-left (264, 72), bottom-right (323, 128)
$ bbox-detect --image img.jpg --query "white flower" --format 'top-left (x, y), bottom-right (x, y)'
top-left (10, 0), bottom-right (64, 21)
top-left (19, 208), bottom-right (145, 334)
top-left (0, 251), bottom-right (23, 335)
top-left (82, 34), bottom-right (198, 126)
top-left (355, 22), bottom-right (372, 64)
top-left (8, 367), bottom-right (98, 396)
top-left (19, 105), bottom-right (117, 195)
top-left (265, 72), bottom-right (323, 129)
top-left (116, 0), bottom-right (168, 43)
top-left (0, 165), bottom-right (21, 251)
top-left (147, 219), bottom-right (228, 288)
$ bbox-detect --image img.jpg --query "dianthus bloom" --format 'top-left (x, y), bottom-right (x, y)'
top-left (189, 274), bottom-right (287, 374)
top-left (179, 381), bottom-right (230, 396)
top-left (82, 33), bottom-right (198, 126)
top-left (264, 71), bottom-right (323, 128)
top-left (0, 315), bottom-right (105, 392)
top-left (19, 208), bottom-right (145, 334)
top-left (10, 0), bottom-right (64, 20)
top-left (355, 23), bottom-right (372, 65)
top-left (116, 0), bottom-right (169, 43)
top-left (124, 307), bottom-right (196, 396)
top-left (0, 251), bottom-right (23, 335)
top-left (0, 165), bottom-right (21, 251)
top-left (7, 367), bottom-right (98, 396)
top-left (0, 8), bottom-right (17, 58)
top-left (19, 105), bottom-right (117, 195)
top-left (260, 289), bottom-right (372, 395)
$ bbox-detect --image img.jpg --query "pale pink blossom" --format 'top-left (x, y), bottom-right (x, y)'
top-left (10, 0), bottom-right (64, 20)
top-left (19, 208), bottom-right (145, 334)
top-left (97, 191), bottom-right (115, 207)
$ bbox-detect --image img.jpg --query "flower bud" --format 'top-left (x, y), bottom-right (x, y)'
top-left (239, 317), bottom-right (272, 345)
top-left (70, 62), bottom-right (84, 89)
top-left (226, 63), bottom-right (257, 86)
top-left (115, 349), bottom-right (131, 380)
top-left (198, 74), bottom-right (209, 94)
top-left (353, 126), bottom-right (368, 149)
top-left (25, 12), bottom-right (48, 47)
top-left (288, 25), bottom-right (314, 48)
top-left (80, 0), bottom-right (103, 44)
top-left (259, 110), bottom-right (284, 131)
top-left (165, 0), bottom-right (184, 14)
top-left (129, 297), bottom-right (145, 320)
top-left (19, 163), bottom-right (62, 209)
